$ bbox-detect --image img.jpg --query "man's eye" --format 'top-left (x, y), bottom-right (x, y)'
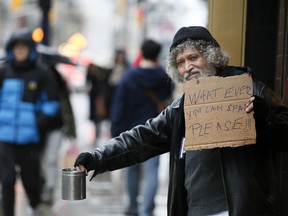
top-left (189, 55), bottom-right (198, 60)
top-left (177, 61), bottom-right (184, 67)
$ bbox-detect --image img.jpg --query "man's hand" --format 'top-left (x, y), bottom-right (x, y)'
top-left (74, 152), bottom-right (95, 173)
top-left (246, 95), bottom-right (270, 131)
top-left (245, 96), bottom-right (255, 113)
top-left (75, 165), bottom-right (86, 173)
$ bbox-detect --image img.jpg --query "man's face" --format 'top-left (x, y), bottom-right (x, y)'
top-left (12, 42), bottom-right (30, 62)
top-left (176, 48), bottom-right (213, 82)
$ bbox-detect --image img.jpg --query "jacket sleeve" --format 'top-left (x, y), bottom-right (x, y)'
top-left (254, 80), bottom-right (288, 151)
top-left (37, 65), bottom-right (61, 131)
top-left (90, 105), bottom-right (174, 178)
top-left (110, 79), bottom-right (129, 137)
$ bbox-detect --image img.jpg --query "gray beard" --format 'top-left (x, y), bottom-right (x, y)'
top-left (182, 63), bottom-right (216, 83)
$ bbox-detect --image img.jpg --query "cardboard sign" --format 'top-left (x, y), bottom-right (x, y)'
top-left (184, 74), bottom-right (256, 150)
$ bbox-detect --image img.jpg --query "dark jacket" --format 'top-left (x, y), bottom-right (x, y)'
top-left (88, 66), bottom-right (288, 216)
top-left (0, 31), bottom-right (60, 144)
top-left (110, 66), bottom-right (173, 137)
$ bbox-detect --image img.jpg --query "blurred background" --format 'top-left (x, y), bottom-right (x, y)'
top-left (0, 0), bottom-right (287, 215)
top-left (0, 0), bottom-right (209, 68)
top-left (1, 0), bottom-right (287, 95)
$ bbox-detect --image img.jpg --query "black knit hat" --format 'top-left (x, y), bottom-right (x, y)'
top-left (169, 26), bottom-right (220, 52)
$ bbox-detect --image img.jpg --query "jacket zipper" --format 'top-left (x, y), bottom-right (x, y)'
top-left (15, 80), bottom-right (24, 143)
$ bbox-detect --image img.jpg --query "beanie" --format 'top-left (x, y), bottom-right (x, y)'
top-left (169, 26), bottom-right (220, 52)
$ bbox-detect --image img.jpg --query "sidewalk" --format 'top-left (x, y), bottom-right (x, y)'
top-left (0, 93), bottom-right (169, 216)
top-left (9, 154), bottom-right (168, 216)
top-left (53, 133), bottom-right (169, 216)
top-left (54, 171), bottom-right (168, 216)
top-left (4, 143), bottom-right (168, 216)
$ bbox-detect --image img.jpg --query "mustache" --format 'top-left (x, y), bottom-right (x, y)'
top-left (184, 69), bottom-right (201, 81)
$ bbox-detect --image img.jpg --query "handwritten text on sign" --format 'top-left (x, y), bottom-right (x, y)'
top-left (184, 74), bottom-right (256, 150)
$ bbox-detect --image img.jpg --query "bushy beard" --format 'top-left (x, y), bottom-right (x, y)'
top-left (182, 63), bottom-right (216, 83)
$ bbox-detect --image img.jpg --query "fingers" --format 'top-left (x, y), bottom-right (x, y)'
top-left (75, 165), bottom-right (89, 176)
top-left (76, 165), bottom-right (86, 172)
top-left (245, 96), bottom-right (255, 113)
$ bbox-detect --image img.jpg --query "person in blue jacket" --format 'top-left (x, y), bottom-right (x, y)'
top-left (0, 29), bottom-right (60, 216)
top-left (110, 39), bottom-right (173, 216)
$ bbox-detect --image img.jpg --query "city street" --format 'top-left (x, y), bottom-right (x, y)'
top-left (10, 163), bottom-right (168, 216)
top-left (0, 91), bottom-right (169, 216)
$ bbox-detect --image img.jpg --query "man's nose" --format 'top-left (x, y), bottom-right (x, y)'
top-left (185, 61), bottom-right (193, 72)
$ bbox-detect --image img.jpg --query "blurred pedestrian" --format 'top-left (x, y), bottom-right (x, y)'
top-left (74, 26), bottom-right (288, 216)
top-left (39, 55), bottom-right (77, 204)
top-left (110, 39), bottom-right (173, 216)
top-left (108, 49), bottom-right (129, 96)
top-left (86, 63), bottom-right (112, 142)
top-left (0, 29), bottom-right (60, 216)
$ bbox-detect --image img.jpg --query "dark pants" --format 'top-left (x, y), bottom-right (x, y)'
top-left (0, 142), bottom-right (41, 216)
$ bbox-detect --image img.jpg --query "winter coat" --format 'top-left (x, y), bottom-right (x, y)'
top-left (88, 66), bottom-right (288, 216)
top-left (0, 30), bottom-right (60, 144)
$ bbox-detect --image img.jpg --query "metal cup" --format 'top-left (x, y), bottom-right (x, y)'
top-left (62, 167), bottom-right (86, 200)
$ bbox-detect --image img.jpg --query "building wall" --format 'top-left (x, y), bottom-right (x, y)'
top-left (245, 0), bottom-right (279, 90)
top-left (208, 0), bottom-right (247, 66)
top-left (275, 1), bottom-right (288, 215)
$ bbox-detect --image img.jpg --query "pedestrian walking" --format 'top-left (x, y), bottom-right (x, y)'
top-left (74, 26), bottom-right (288, 216)
top-left (0, 29), bottom-right (60, 216)
top-left (108, 49), bottom-right (129, 97)
top-left (40, 62), bottom-right (77, 204)
top-left (110, 39), bottom-right (173, 216)
top-left (86, 63), bottom-right (112, 141)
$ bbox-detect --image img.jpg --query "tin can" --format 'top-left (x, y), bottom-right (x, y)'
top-left (62, 167), bottom-right (86, 200)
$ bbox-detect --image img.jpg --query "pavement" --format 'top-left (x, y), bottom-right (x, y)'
top-left (0, 92), bottom-right (169, 216)
top-left (53, 147), bottom-right (169, 216)
top-left (0, 137), bottom-right (169, 216)
top-left (0, 135), bottom-right (167, 216)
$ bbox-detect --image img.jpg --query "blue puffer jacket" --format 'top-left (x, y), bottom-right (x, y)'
top-left (0, 30), bottom-right (60, 144)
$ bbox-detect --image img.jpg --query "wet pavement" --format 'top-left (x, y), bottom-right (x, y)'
top-left (53, 154), bottom-right (169, 216)
top-left (0, 139), bottom-right (169, 216)
top-left (0, 92), bottom-right (169, 216)
top-left (8, 152), bottom-right (168, 216)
